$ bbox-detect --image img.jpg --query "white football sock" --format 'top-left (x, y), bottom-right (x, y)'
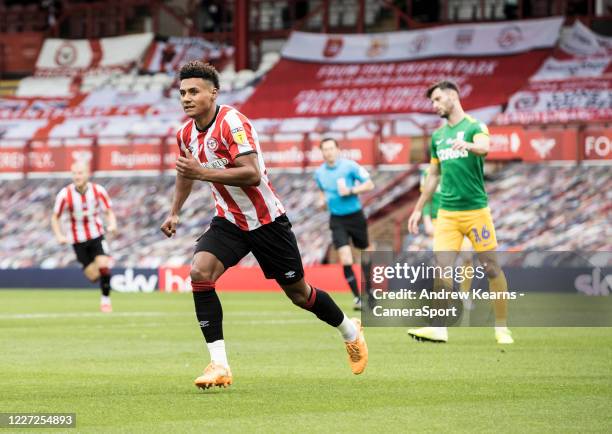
top-left (207, 340), bottom-right (229, 368)
top-left (337, 315), bottom-right (358, 342)
top-left (101, 295), bottom-right (111, 304)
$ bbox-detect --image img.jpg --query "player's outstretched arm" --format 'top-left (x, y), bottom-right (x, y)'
top-left (161, 173), bottom-right (193, 238)
top-left (408, 163), bottom-right (440, 234)
top-left (51, 214), bottom-right (68, 244)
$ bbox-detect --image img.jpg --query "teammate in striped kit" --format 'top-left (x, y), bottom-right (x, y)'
top-left (160, 61), bottom-right (368, 390)
top-left (52, 161), bottom-right (117, 312)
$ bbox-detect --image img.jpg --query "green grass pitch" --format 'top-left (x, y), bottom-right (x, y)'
top-left (1, 290), bottom-right (611, 433)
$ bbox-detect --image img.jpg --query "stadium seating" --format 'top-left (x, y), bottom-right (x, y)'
top-left (0, 170), bottom-right (394, 269)
top-left (403, 163), bottom-right (612, 252)
top-left (1, 164), bottom-right (609, 270)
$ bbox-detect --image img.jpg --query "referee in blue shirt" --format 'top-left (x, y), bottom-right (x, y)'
top-left (314, 138), bottom-right (374, 310)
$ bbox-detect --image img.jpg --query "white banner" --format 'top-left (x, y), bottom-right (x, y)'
top-left (281, 17), bottom-right (563, 63)
top-left (80, 89), bottom-right (165, 108)
top-left (144, 37), bottom-right (233, 73)
top-left (0, 120), bottom-right (47, 143)
top-left (530, 57), bottom-right (611, 81)
top-left (35, 33), bottom-right (153, 76)
top-left (497, 22), bottom-right (612, 124)
top-left (559, 20), bottom-right (612, 57)
top-left (496, 80), bottom-right (612, 124)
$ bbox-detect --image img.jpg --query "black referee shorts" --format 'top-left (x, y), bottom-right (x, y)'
top-left (72, 236), bottom-right (108, 268)
top-left (329, 210), bottom-right (369, 250)
top-left (195, 214), bottom-right (305, 285)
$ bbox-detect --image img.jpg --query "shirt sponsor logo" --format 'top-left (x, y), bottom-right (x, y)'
top-left (437, 148), bottom-right (468, 161)
top-left (231, 126), bottom-right (247, 145)
top-left (202, 158), bottom-right (228, 169)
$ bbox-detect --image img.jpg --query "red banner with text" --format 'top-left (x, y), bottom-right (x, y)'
top-left (581, 127), bottom-right (612, 160)
top-left (259, 136), bottom-right (410, 168)
top-left (487, 126), bottom-right (580, 161)
top-left (241, 51), bottom-right (550, 119)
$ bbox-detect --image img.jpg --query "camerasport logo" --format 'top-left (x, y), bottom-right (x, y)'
top-left (323, 37), bottom-right (343, 58)
top-left (54, 42), bottom-right (78, 66)
top-left (497, 26), bottom-right (523, 48)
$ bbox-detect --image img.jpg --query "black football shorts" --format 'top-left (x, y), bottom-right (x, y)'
top-left (72, 236), bottom-right (108, 268)
top-left (329, 209), bottom-right (369, 250)
top-left (195, 214), bottom-right (305, 285)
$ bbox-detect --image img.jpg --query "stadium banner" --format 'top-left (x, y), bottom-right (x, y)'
top-left (581, 127), bottom-right (612, 160)
top-left (143, 37), bottom-right (233, 73)
top-left (260, 139), bottom-right (374, 168)
top-left (559, 20), bottom-right (612, 57)
top-left (0, 266), bottom-right (356, 292)
top-left (0, 144), bottom-right (92, 173)
top-left (495, 79), bottom-right (612, 125)
top-left (487, 126), bottom-right (578, 161)
top-left (486, 126), bottom-right (524, 160)
top-left (259, 136), bottom-right (410, 167)
top-left (529, 56), bottom-right (612, 81)
top-left (0, 268), bottom-right (157, 291)
top-left (361, 251), bottom-right (612, 327)
top-left (97, 142), bottom-right (178, 171)
top-left (0, 32), bottom-right (44, 74)
top-left (281, 17), bottom-right (563, 62)
top-left (35, 33), bottom-right (154, 76)
top-left (240, 52), bottom-right (550, 118)
top-left (0, 93), bottom-right (182, 121)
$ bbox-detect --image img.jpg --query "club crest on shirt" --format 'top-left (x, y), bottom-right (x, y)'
top-left (231, 127), bottom-right (247, 145)
top-left (206, 138), bottom-right (218, 151)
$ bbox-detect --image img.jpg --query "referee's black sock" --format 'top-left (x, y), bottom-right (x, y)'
top-left (99, 267), bottom-right (111, 297)
top-left (342, 265), bottom-right (360, 298)
top-left (362, 259), bottom-right (374, 308)
top-left (303, 286), bottom-right (344, 327)
top-left (192, 281), bottom-right (224, 343)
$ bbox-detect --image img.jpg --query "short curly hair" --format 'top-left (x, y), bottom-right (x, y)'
top-left (179, 60), bottom-right (220, 89)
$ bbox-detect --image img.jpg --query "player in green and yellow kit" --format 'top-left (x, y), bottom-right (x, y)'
top-left (407, 81), bottom-right (513, 344)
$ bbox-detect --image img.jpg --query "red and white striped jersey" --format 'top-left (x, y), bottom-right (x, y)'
top-left (53, 182), bottom-right (112, 244)
top-left (176, 104), bottom-right (286, 231)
